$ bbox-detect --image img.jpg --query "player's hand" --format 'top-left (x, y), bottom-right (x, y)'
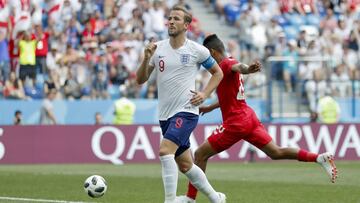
top-left (199, 105), bottom-right (213, 115)
top-left (190, 90), bottom-right (206, 106)
top-left (144, 42), bottom-right (157, 59)
top-left (248, 61), bottom-right (262, 73)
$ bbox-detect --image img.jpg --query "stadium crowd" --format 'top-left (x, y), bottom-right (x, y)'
top-left (0, 0), bottom-right (206, 100)
top-left (0, 0), bottom-right (359, 109)
top-left (213, 0), bottom-right (360, 113)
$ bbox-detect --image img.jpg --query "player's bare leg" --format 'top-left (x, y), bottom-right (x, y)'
top-left (261, 141), bottom-right (300, 160)
top-left (176, 149), bottom-right (225, 203)
top-left (180, 141), bottom-right (223, 203)
top-left (194, 141), bottom-right (218, 172)
top-left (261, 141), bottom-right (337, 183)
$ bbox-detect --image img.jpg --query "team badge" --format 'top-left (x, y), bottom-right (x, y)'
top-left (180, 54), bottom-right (190, 65)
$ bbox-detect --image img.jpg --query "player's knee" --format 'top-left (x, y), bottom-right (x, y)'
top-left (194, 149), bottom-right (210, 163)
top-left (158, 147), bottom-right (171, 156)
top-left (178, 161), bottom-right (192, 173)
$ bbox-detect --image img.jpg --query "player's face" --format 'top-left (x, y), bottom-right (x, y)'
top-left (168, 10), bottom-right (188, 37)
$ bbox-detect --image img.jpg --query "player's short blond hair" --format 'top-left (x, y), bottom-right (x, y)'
top-left (170, 5), bottom-right (192, 24)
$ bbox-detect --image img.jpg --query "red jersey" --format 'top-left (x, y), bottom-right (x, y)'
top-left (217, 57), bottom-right (250, 131)
top-left (0, 0), bottom-right (7, 9)
top-left (35, 32), bottom-right (49, 57)
top-left (20, 0), bottom-right (30, 12)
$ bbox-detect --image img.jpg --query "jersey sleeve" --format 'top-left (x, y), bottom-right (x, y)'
top-left (196, 44), bottom-right (215, 70)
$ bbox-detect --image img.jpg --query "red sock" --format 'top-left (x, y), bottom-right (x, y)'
top-left (186, 182), bottom-right (198, 200)
top-left (297, 149), bottom-right (318, 162)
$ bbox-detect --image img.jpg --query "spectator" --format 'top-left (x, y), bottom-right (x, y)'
top-left (46, 44), bottom-right (62, 72)
top-left (94, 52), bottom-right (110, 78)
top-left (320, 8), bottom-right (337, 32)
top-left (109, 55), bottom-right (129, 85)
top-left (282, 39), bottom-right (298, 92)
top-left (81, 20), bottom-right (96, 47)
top-left (266, 17), bottom-right (283, 51)
top-left (121, 42), bottom-right (139, 72)
top-left (113, 90), bottom-right (136, 125)
top-left (63, 69), bottom-right (82, 100)
top-left (95, 112), bottom-right (103, 125)
top-left (250, 19), bottom-right (267, 56)
top-left (236, 8), bottom-right (254, 63)
top-left (294, 0), bottom-right (318, 15)
top-left (317, 92), bottom-right (341, 124)
top-left (91, 70), bottom-right (109, 99)
top-left (44, 69), bottom-right (61, 98)
top-left (60, 0), bottom-right (74, 22)
top-left (34, 24), bottom-right (49, 75)
top-left (226, 40), bottom-right (240, 61)
top-left (39, 89), bottom-right (57, 125)
top-left (305, 68), bottom-right (327, 113)
top-left (330, 63), bottom-right (351, 97)
top-left (0, 29), bottom-right (10, 82)
top-left (149, 0), bottom-right (166, 40)
top-left (333, 17), bottom-right (350, 42)
top-left (3, 71), bottom-right (26, 99)
top-left (279, 0), bottom-right (296, 14)
top-left (244, 66), bottom-right (266, 98)
top-left (19, 31), bottom-right (37, 84)
top-left (117, 0), bottom-right (137, 22)
top-left (65, 17), bottom-right (82, 48)
top-left (296, 29), bottom-right (307, 53)
top-left (342, 43), bottom-right (358, 76)
top-left (13, 110), bottom-right (22, 125)
top-left (145, 82), bottom-right (157, 99)
top-left (123, 74), bottom-right (140, 98)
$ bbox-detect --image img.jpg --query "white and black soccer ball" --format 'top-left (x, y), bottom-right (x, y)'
top-left (84, 175), bottom-right (107, 198)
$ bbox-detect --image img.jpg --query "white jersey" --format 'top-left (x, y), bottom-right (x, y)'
top-left (150, 39), bottom-right (211, 120)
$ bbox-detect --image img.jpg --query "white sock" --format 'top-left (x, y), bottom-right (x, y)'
top-left (159, 154), bottom-right (178, 202)
top-left (184, 164), bottom-right (219, 203)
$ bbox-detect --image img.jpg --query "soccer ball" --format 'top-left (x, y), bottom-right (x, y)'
top-left (84, 175), bottom-right (107, 198)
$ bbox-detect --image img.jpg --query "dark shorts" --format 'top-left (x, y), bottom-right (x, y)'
top-left (160, 112), bottom-right (199, 157)
top-left (19, 65), bottom-right (36, 81)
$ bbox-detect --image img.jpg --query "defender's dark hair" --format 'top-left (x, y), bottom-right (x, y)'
top-left (170, 5), bottom-right (192, 24)
top-left (203, 34), bottom-right (225, 53)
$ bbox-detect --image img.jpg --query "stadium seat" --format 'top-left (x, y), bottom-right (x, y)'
top-left (275, 15), bottom-right (290, 27)
top-left (24, 85), bottom-right (44, 99)
top-left (238, 0), bottom-right (248, 5)
top-left (224, 4), bottom-right (241, 25)
top-left (283, 25), bottom-right (299, 40)
top-left (288, 14), bottom-right (305, 27)
top-left (305, 14), bottom-right (320, 26)
top-left (108, 84), bottom-right (120, 99)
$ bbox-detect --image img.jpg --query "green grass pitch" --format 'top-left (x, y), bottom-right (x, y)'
top-left (0, 161), bottom-right (359, 203)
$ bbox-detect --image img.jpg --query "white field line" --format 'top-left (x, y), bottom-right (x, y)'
top-left (0, 196), bottom-right (97, 203)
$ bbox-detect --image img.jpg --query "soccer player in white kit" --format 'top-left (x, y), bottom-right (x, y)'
top-left (136, 5), bottom-right (226, 203)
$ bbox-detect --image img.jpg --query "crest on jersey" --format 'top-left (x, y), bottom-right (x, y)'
top-left (180, 54), bottom-right (190, 65)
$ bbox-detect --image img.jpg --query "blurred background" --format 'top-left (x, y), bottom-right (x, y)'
top-left (0, 1), bottom-right (359, 202)
top-left (0, 0), bottom-right (359, 125)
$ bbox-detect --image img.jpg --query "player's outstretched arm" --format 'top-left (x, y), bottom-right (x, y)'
top-left (199, 102), bottom-right (220, 115)
top-left (231, 61), bottom-right (262, 74)
top-left (136, 43), bottom-right (156, 85)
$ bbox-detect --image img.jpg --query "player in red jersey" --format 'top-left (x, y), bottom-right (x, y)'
top-left (178, 34), bottom-right (338, 203)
